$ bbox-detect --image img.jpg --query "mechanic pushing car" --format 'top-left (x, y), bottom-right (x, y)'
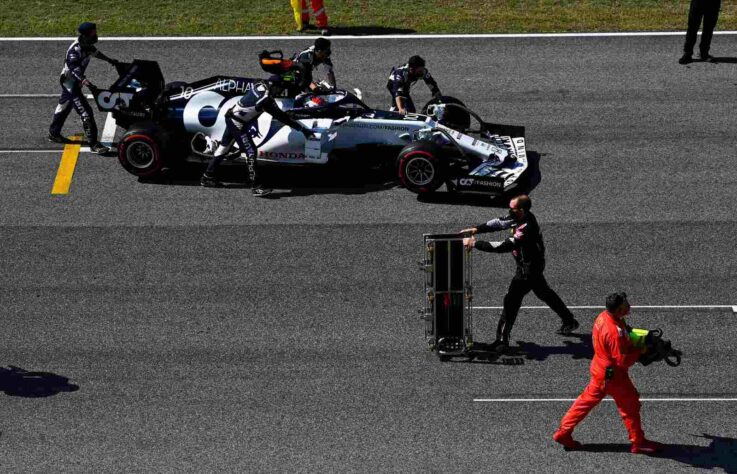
top-left (461, 195), bottom-right (579, 353)
top-left (386, 55), bottom-right (441, 115)
top-left (201, 80), bottom-right (314, 196)
top-left (292, 37), bottom-right (336, 92)
top-left (48, 22), bottom-right (119, 154)
top-left (553, 292), bottom-right (666, 454)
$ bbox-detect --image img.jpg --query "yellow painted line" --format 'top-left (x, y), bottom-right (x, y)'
top-left (51, 135), bottom-right (81, 195)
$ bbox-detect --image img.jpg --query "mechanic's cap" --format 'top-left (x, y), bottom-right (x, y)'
top-left (408, 55), bottom-right (426, 68)
top-left (78, 22), bottom-right (97, 36)
top-left (605, 292), bottom-right (629, 313)
top-left (314, 37), bottom-right (331, 54)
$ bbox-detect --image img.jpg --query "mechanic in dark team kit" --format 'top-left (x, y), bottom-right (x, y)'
top-left (202, 81), bottom-right (314, 196)
top-left (553, 292), bottom-right (665, 454)
top-left (292, 37), bottom-right (336, 92)
top-left (48, 22), bottom-right (119, 154)
top-left (679, 0), bottom-right (722, 64)
top-left (386, 55), bottom-right (441, 115)
top-left (460, 195), bottom-right (579, 353)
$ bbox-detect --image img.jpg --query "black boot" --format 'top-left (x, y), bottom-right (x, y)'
top-left (90, 142), bottom-right (111, 154)
top-left (557, 319), bottom-right (580, 335)
top-left (251, 183), bottom-right (273, 197)
top-left (678, 53), bottom-right (692, 64)
top-left (201, 173), bottom-right (223, 187)
top-left (48, 132), bottom-right (69, 144)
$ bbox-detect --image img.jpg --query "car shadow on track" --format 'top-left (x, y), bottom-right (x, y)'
top-left (0, 366), bottom-right (79, 398)
top-left (138, 164), bottom-right (400, 197)
top-left (449, 334), bottom-right (593, 365)
top-left (580, 434), bottom-right (737, 472)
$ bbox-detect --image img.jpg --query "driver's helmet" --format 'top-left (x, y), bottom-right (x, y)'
top-left (304, 96), bottom-right (327, 108)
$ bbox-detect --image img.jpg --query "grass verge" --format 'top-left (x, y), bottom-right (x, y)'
top-left (4, 0), bottom-right (737, 36)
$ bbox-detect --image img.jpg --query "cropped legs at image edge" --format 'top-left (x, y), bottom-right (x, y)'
top-left (291, 0), bottom-right (328, 32)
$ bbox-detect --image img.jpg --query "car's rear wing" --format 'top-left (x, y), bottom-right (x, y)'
top-left (91, 60), bottom-right (166, 124)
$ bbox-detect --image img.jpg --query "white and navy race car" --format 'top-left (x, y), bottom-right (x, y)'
top-left (94, 60), bottom-right (539, 196)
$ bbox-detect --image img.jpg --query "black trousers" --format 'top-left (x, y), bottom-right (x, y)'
top-left (684, 0), bottom-right (721, 55)
top-left (496, 270), bottom-right (576, 342)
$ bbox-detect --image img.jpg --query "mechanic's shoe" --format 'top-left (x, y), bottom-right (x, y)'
top-left (700, 53), bottom-right (715, 62)
top-left (557, 319), bottom-right (580, 336)
top-left (678, 53), bottom-right (692, 64)
top-left (490, 339), bottom-right (509, 355)
top-left (200, 173), bottom-right (223, 188)
top-left (90, 142), bottom-right (111, 154)
top-left (553, 430), bottom-right (582, 451)
top-left (631, 439), bottom-right (666, 454)
top-left (48, 132), bottom-right (69, 144)
top-left (252, 185), bottom-right (273, 197)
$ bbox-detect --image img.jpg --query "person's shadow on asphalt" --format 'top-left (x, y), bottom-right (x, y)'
top-left (580, 434), bottom-right (737, 473)
top-left (451, 334), bottom-right (593, 364)
top-left (707, 57), bottom-right (737, 64)
top-left (0, 366), bottom-right (79, 398)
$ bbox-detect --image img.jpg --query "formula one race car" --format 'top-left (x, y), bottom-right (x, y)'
top-left (93, 59), bottom-right (539, 196)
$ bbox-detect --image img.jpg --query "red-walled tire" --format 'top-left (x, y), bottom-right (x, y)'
top-left (118, 124), bottom-right (166, 178)
top-left (118, 127), bottom-right (165, 178)
top-left (397, 142), bottom-right (445, 194)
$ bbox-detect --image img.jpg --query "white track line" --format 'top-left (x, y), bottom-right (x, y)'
top-left (0, 148), bottom-right (92, 153)
top-left (100, 113), bottom-right (117, 145)
top-left (0, 94), bottom-right (94, 99)
top-left (473, 398), bottom-right (737, 402)
top-left (0, 150), bottom-right (63, 153)
top-left (474, 305), bottom-right (737, 312)
top-left (2, 31), bottom-right (737, 41)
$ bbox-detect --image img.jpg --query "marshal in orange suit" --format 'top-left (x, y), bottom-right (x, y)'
top-left (553, 292), bottom-right (665, 454)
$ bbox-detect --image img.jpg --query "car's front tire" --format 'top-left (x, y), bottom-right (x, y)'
top-left (118, 124), bottom-right (167, 178)
top-left (397, 142), bottom-right (445, 194)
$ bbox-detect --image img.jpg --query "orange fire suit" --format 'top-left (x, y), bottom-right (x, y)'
top-left (557, 310), bottom-right (645, 443)
top-left (291, 0), bottom-right (329, 29)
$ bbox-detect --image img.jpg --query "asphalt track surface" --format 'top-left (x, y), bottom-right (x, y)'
top-left (1, 36), bottom-right (737, 472)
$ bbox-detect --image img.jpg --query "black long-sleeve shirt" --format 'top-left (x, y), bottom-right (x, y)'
top-left (474, 212), bottom-right (546, 276)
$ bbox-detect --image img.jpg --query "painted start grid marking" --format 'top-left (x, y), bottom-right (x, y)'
top-left (2, 31), bottom-right (737, 41)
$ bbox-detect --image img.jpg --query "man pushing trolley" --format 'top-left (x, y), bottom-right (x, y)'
top-left (460, 195), bottom-right (579, 354)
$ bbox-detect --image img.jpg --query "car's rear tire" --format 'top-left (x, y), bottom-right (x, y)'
top-left (118, 124), bottom-right (167, 177)
top-left (398, 142), bottom-right (445, 194)
top-left (422, 95), bottom-right (471, 132)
